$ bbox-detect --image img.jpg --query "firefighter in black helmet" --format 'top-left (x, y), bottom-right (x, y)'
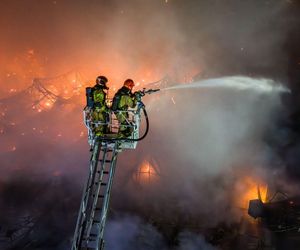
top-left (91, 76), bottom-right (109, 136)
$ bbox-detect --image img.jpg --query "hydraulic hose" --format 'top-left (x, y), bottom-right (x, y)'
top-left (134, 107), bottom-right (149, 141)
top-left (96, 106), bottom-right (149, 142)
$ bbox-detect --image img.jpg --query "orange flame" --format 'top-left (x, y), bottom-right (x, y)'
top-left (235, 176), bottom-right (268, 210)
top-left (134, 160), bottom-right (160, 185)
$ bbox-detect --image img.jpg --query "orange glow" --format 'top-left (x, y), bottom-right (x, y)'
top-left (39, 99), bottom-right (54, 110)
top-left (1, 49), bottom-right (45, 95)
top-left (134, 160), bottom-right (160, 185)
top-left (235, 176), bottom-right (268, 210)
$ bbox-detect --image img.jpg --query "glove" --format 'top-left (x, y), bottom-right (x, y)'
top-left (134, 91), bottom-right (144, 101)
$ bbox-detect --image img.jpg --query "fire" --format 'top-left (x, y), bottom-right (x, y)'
top-left (134, 160), bottom-right (160, 184)
top-left (235, 176), bottom-right (268, 210)
top-left (39, 99), bottom-right (54, 110)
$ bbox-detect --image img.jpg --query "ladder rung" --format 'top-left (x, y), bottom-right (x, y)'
top-left (97, 170), bottom-right (109, 174)
top-left (101, 149), bottom-right (113, 152)
top-left (83, 233), bottom-right (98, 240)
top-left (93, 194), bottom-right (105, 198)
top-left (83, 234), bottom-right (97, 240)
top-left (94, 182), bottom-right (107, 186)
top-left (81, 239), bottom-right (98, 249)
top-left (99, 160), bottom-right (111, 163)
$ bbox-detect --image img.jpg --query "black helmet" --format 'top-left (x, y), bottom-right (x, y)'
top-left (96, 76), bottom-right (108, 89)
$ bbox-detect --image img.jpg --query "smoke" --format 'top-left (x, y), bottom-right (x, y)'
top-left (105, 216), bottom-right (166, 250)
top-left (110, 76), bottom-right (286, 225)
top-left (104, 216), bottom-right (216, 250)
top-left (176, 231), bottom-right (217, 250)
top-left (148, 78), bottom-right (285, 175)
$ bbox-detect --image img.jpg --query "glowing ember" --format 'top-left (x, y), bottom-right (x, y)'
top-left (27, 49), bottom-right (34, 56)
top-left (38, 99), bottom-right (55, 110)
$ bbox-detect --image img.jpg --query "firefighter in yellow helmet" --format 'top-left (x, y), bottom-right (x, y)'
top-left (91, 76), bottom-right (109, 136)
top-left (112, 79), bottom-right (137, 138)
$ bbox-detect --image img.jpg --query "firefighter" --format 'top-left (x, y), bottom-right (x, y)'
top-left (112, 79), bottom-right (137, 138)
top-left (91, 76), bottom-right (109, 136)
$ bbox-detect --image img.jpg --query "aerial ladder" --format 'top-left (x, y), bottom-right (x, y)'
top-left (71, 88), bottom-right (159, 250)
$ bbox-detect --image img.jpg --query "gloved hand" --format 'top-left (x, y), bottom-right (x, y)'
top-left (133, 91), bottom-right (144, 101)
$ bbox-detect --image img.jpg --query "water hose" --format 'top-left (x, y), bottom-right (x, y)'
top-left (96, 106), bottom-right (149, 142)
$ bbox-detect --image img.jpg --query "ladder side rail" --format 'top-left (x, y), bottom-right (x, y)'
top-left (84, 144), bottom-right (110, 243)
top-left (97, 146), bottom-right (119, 247)
top-left (78, 140), bottom-right (103, 249)
top-left (85, 141), bottom-right (104, 214)
top-left (72, 141), bottom-right (101, 250)
top-left (73, 141), bottom-right (100, 249)
top-left (83, 109), bottom-right (94, 145)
